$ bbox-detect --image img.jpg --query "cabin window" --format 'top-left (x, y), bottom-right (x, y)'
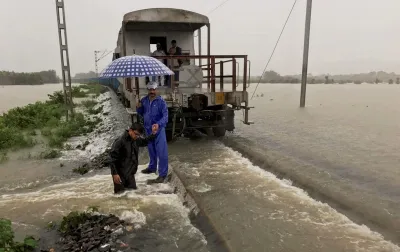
top-left (149, 36), bottom-right (167, 55)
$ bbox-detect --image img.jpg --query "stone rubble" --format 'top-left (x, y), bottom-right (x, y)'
top-left (39, 214), bottom-right (135, 252)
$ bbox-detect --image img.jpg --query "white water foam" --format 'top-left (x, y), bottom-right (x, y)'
top-left (119, 210), bottom-right (147, 229)
top-left (189, 182), bottom-right (212, 193)
top-left (60, 92), bottom-right (115, 161)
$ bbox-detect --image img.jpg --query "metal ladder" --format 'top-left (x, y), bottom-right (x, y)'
top-left (55, 0), bottom-right (74, 120)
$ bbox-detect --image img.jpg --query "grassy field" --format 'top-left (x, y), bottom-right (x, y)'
top-left (0, 84), bottom-right (108, 162)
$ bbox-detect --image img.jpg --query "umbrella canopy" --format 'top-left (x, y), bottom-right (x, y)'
top-left (99, 55), bottom-right (174, 79)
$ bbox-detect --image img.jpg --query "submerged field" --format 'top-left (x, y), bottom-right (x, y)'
top-left (0, 84), bottom-right (108, 163)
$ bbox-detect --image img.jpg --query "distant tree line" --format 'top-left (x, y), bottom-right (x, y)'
top-left (0, 70), bottom-right (60, 85)
top-left (73, 71), bottom-right (97, 80)
top-left (68, 69), bottom-right (400, 85)
top-left (261, 70), bottom-right (400, 84)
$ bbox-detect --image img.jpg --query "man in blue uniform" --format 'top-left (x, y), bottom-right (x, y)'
top-left (137, 81), bottom-right (169, 183)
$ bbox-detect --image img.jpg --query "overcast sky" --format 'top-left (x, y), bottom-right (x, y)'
top-left (0, 0), bottom-right (399, 76)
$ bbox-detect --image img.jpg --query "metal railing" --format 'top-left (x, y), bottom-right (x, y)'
top-left (153, 55), bottom-right (250, 93)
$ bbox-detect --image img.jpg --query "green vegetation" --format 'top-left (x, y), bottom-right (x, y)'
top-left (38, 149), bottom-right (62, 159)
top-left (45, 113), bottom-right (101, 148)
top-left (0, 70), bottom-right (59, 85)
top-left (0, 99), bottom-right (91, 150)
top-left (73, 71), bottom-right (97, 80)
top-left (0, 124), bottom-right (35, 151)
top-left (46, 221), bottom-right (56, 231)
top-left (69, 84), bottom-right (107, 99)
top-left (72, 165), bottom-right (90, 175)
top-left (64, 144), bottom-right (73, 150)
top-left (0, 152), bottom-right (8, 164)
top-left (81, 99), bottom-right (98, 109)
top-left (89, 106), bottom-right (103, 115)
top-left (0, 84), bottom-right (107, 157)
top-left (0, 218), bottom-right (37, 252)
top-left (80, 99), bottom-right (103, 114)
top-left (58, 206), bottom-right (99, 234)
top-left (87, 205), bottom-right (100, 212)
top-left (71, 86), bottom-right (87, 97)
top-left (79, 84), bottom-right (108, 97)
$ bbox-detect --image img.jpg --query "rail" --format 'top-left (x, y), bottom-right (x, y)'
top-left (153, 55), bottom-right (250, 93)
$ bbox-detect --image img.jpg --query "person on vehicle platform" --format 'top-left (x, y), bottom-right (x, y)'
top-left (167, 40), bottom-right (183, 87)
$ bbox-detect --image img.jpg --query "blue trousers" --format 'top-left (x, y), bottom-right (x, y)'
top-left (147, 128), bottom-right (168, 177)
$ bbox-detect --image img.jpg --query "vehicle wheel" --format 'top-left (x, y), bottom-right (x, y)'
top-left (212, 126), bottom-right (226, 137)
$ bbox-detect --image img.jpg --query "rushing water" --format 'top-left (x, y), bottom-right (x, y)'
top-left (237, 84), bottom-right (400, 240)
top-left (0, 83), bottom-right (399, 251)
top-left (0, 85), bottom-right (211, 251)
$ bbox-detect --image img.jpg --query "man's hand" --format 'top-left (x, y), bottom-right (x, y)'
top-left (112, 174), bottom-right (122, 184)
top-left (152, 124), bottom-right (159, 134)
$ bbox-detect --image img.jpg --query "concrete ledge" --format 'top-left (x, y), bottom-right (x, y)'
top-left (126, 108), bottom-right (136, 115)
top-left (169, 170), bottom-right (231, 252)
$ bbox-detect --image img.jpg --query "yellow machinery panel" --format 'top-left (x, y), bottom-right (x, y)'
top-left (215, 92), bottom-right (225, 105)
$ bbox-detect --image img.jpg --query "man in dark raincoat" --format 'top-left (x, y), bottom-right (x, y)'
top-left (137, 81), bottom-right (169, 183)
top-left (109, 123), bottom-right (156, 194)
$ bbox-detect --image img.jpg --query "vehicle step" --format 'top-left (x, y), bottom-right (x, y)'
top-left (126, 108), bottom-right (137, 115)
top-left (242, 120), bottom-right (254, 125)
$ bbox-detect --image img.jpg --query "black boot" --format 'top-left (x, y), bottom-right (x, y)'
top-left (147, 176), bottom-right (166, 185)
top-left (141, 168), bottom-right (156, 174)
top-left (153, 176), bottom-right (166, 183)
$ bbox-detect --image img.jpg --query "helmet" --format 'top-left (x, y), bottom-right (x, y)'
top-left (146, 81), bottom-right (158, 89)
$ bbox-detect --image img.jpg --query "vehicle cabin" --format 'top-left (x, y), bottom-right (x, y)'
top-left (114, 8), bottom-right (208, 92)
top-left (113, 8), bottom-right (252, 136)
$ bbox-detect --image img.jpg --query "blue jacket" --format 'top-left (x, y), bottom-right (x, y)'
top-left (137, 95), bottom-right (168, 134)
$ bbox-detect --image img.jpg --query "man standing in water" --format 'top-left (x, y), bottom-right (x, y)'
top-left (137, 81), bottom-right (169, 183)
top-left (109, 123), bottom-right (157, 194)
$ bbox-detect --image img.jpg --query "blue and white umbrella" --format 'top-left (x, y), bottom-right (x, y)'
top-left (99, 55), bottom-right (174, 79)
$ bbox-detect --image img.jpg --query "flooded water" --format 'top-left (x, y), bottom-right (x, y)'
top-left (235, 84), bottom-right (400, 242)
top-left (1, 83), bottom-right (400, 251)
top-left (0, 169), bottom-right (209, 251)
top-left (170, 139), bottom-right (399, 252)
top-left (0, 85), bottom-right (211, 251)
top-left (0, 83), bottom-right (63, 114)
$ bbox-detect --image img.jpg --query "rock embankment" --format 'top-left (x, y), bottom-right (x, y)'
top-left (73, 150), bottom-right (111, 175)
top-left (38, 211), bottom-right (136, 252)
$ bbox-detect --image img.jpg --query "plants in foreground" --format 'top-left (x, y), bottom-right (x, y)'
top-left (0, 218), bottom-right (37, 252)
